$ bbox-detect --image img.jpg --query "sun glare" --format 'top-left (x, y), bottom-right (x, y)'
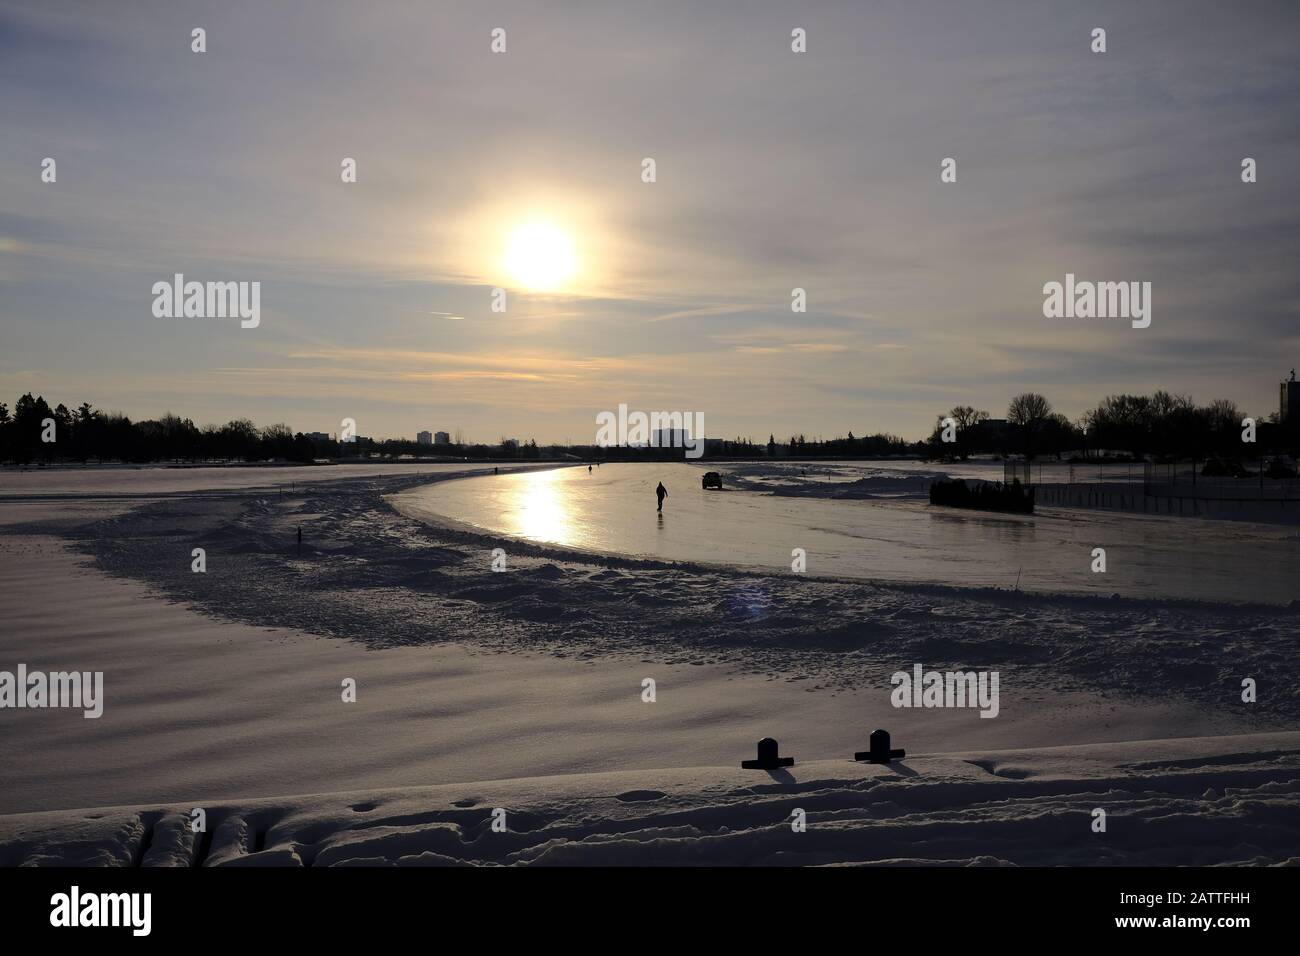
top-left (503, 222), bottom-right (576, 291)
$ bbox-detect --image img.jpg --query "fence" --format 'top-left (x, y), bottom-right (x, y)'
top-left (1003, 458), bottom-right (1299, 515)
top-left (1142, 460), bottom-right (1300, 502)
top-left (1003, 461), bottom-right (1145, 489)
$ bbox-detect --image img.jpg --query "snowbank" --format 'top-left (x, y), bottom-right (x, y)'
top-left (3, 731), bottom-right (1297, 866)
top-left (715, 462), bottom-right (952, 499)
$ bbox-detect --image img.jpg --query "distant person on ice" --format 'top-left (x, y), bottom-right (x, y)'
top-left (656, 481), bottom-right (668, 512)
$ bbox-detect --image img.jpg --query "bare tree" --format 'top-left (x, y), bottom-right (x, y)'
top-left (1007, 393), bottom-right (1053, 458)
top-left (1007, 393), bottom-right (1052, 427)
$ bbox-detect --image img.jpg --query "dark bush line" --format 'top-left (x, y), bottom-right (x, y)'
top-left (929, 478), bottom-right (1035, 514)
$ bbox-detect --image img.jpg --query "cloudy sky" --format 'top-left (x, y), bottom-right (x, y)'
top-left (3, 0), bottom-right (1298, 443)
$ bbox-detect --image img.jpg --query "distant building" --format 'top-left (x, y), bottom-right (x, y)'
top-left (1282, 370), bottom-right (1299, 423)
top-left (306, 432), bottom-right (332, 443)
top-left (653, 428), bottom-right (690, 449)
top-left (417, 430), bottom-right (432, 445)
top-left (435, 431), bottom-right (450, 445)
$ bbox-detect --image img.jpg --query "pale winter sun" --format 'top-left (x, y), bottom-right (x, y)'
top-left (503, 221), bottom-right (576, 290)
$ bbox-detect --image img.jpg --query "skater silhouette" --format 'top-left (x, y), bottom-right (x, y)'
top-left (656, 481), bottom-right (667, 512)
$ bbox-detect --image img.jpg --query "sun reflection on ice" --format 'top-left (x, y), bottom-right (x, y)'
top-left (511, 470), bottom-right (574, 546)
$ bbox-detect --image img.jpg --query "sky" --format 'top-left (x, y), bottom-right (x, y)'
top-left (2, 0), bottom-right (1299, 444)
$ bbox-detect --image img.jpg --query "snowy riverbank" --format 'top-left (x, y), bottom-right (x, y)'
top-left (4, 731), bottom-right (1298, 866)
top-left (1, 468), bottom-right (1295, 865)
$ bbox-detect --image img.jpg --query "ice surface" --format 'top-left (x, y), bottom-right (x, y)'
top-left (393, 462), bottom-right (1300, 604)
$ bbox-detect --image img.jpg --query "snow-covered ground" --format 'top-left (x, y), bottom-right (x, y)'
top-left (717, 458), bottom-right (995, 498)
top-left (0, 461), bottom-right (483, 498)
top-left (5, 732), bottom-right (1297, 866)
top-left (1, 464), bottom-right (1296, 865)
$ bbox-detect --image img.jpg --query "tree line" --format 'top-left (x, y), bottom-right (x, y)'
top-left (0, 394), bottom-right (313, 464)
top-left (2, 389), bottom-right (1291, 466)
top-left (0, 393), bottom-right (755, 464)
top-left (927, 391), bottom-right (1294, 460)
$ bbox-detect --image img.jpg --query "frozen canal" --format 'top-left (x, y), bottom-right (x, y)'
top-left (392, 461), bottom-right (1300, 606)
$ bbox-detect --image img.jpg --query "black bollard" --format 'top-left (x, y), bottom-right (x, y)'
top-left (854, 728), bottom-right (906, 764)
top-left (741, 736), bottom-right (794, 770)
